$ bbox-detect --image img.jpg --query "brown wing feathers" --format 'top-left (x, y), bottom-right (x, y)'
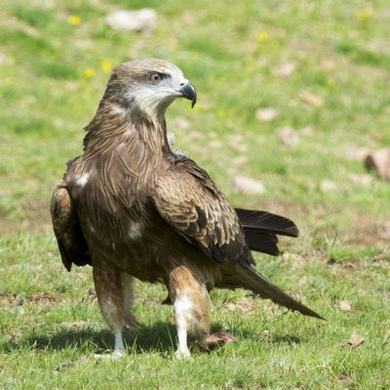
top-left (50, 184), bottom-right (90, 271)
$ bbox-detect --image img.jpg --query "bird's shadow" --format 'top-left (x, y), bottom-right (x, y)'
top-left (1, 322), bottom-right (302, 354)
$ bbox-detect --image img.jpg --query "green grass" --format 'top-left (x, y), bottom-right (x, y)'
top-left (0, 0), bottom-right (389, 388)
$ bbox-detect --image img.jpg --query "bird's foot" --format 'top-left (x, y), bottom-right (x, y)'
top-left (94, 350), bottom-right (125, 360)
top-left (175, 348), bottom-right (191, 360)
top-left (199, 331), bottom-right (236, 351)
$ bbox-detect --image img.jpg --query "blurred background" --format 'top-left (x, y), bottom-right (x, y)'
top-left (0, 0), bottom-right (389, 388)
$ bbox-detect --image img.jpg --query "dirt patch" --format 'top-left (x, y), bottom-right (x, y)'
top-left (0, 291), bottom-right (61, 309)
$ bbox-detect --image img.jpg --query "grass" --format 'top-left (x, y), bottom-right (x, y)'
top-left (0, 0), bottom-right (389, 388)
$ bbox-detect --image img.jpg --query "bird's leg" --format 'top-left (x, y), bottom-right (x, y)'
top-left (121, 272), bottom-right (138, 329)
top-left (174, 297), bottom-right (191, 359)
top-left (169, 265), bottom-right (211, 359)
top-left (92, 266), bottom-right (127, 357)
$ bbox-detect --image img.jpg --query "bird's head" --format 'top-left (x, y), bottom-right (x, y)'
top-left (104, 59), bottom-right (196, 119)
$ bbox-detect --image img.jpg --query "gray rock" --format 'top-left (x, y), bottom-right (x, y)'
top-left (233, 175), bottom-right (265, 194)
top-left (364, 147), bottom-right (390, 181)
top-left (278, 127), bottom-right (300, 147)
top-left (105, 9), bottom-right (157, 32)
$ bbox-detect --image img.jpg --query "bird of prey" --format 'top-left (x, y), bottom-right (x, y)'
top-left (51, 59), bottom-right (323, 359)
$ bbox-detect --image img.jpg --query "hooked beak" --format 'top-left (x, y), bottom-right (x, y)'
top-left (179, 83), bottom-right (197, 108)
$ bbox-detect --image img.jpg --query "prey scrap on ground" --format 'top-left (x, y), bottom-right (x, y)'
top-left (50, 58), bottom-right (324, 359)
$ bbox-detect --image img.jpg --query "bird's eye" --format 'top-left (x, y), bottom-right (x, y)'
top-left (150, 72), bottom-right (162, 82)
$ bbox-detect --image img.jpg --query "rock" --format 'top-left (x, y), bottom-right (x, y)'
top-left (338, 300), bottom-right (352, 311)
top-left (228, 134), bottom-right (247, 152)
top-left (299, 90), bottom-right (324, 107)
top-left (278, 127), bottom-right (300, 147)
top-left (232, 156), bottom-right (248, 167)
top-left (364, 147), bottom-right (390, 181)
top-left (320, 59), bottom-right (335, 71)
top-left (105, 9), bottom-right (157, 32)
top-left (320, 179), bottom-right (338, 192)
top-left (346, 331), bottom-right (365, 348)
top-left (233, 175), bottom-right (265, 195)
top-left (274, 61), bottom-right (296, 78)
top-left (209, 140), bottom-right (222, 149)
top-left (255, 108), bottom-right (279, 122)
top-left (301, 126), bottom-right (314, 136)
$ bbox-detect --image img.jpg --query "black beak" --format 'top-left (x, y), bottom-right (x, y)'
top-left (179, 83), bottom-right (197, 108)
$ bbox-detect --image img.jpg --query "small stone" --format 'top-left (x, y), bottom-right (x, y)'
top-left (320, 59), bottom-right (335, 71)
top-left (299, 90), bottom-right (324, 107)
top-left (228, 140), bottom-right (247, 152)
top-left (278, 127), bottom-right (300, 147)
top-left (274, 61), bottom-right (296, 78)
top-left (232, 156), bottom-right (248, 167)
top-left (255, 108), bottom-right (279, 122)
top-left (320, 179), bottom-right (338, 192)
top-left (364, 147), bottom-right (390, 181)
top-left (233, 175), bottom-right (265, 195)
top-left (188, 130), bottom-right (202, 140)
top-left (346, 331), bottom-right (365, 348)
top-left (338, 300), bottom-right (352, 311)
top-left (209, 140), bottom-right (222, 149)
top-left (105, 9), bottom-right (157, 32)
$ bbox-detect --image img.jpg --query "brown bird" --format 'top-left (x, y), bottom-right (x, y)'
top-left (51, 59), bottom-right (323, 359)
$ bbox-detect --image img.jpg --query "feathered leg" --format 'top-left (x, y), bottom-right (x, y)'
top-left (121, 272), bottom-right (138, 328)
top-left (168, 265), bottom-right (210, 359)
top-left (93, 266), bottom-right (137, 357)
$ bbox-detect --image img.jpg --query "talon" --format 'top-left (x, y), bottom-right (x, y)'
top-left (175, 349), bottom-right (191, 359)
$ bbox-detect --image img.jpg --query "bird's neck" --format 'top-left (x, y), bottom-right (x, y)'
top-left (83, 100), bottom-right (172, 164)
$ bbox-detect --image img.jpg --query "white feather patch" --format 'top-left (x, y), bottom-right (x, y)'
top-left (174, 296), bottom-right (193, 313)
top-left (128, 221), bottom-right (144, 240)
top-left (75, 172), bottom-right (91, 187)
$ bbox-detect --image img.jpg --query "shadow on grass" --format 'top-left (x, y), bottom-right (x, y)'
top-left (1, 322), bottom-right (177, 354)
top-left (1, 322), bottom-right (302, 354)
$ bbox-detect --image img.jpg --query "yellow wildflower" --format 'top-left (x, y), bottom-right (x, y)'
top-left (257, 31), bottom-right (268, 44)
top-left (354, 8), bottom-right (372, 23)
top-left (101, 59), bottom-right (112, 74)
top-left (68, 15), bottom-right (82, 26)
top-left (83, 67), bottom-right (95, 78)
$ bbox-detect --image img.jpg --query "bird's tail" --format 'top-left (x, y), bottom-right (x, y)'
top-left (235, 208), bottom-right (299, 256)
top-left (235, 265), bottom-right (325, 320)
